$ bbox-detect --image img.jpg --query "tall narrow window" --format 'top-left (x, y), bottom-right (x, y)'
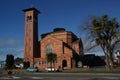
top-left (46, 45), bottom-right (52, 54)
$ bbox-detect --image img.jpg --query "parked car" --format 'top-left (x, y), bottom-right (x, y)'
top-left (26, 67), bottom-right (38, 72)
top-left (45, 67), bottom-right (58, 72)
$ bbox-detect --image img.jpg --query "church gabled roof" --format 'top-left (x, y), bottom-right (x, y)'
top-left (40, 34), bottom-right (63, 43)
top-left (41, 28), bottom-right (73, 39)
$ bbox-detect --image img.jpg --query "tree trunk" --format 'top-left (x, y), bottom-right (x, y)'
top-left (53, 61), bottom-right (55, 72)
top-left (105, 55), bottom-right (111, 71)
top-left (110, 52), bottom-right (114, 69)
top-left (50, 62), bottom-right (52, 72)
top-left (109, 57), bottom-right (114, 69)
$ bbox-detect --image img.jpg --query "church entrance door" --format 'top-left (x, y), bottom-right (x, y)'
top-left (62, 60), bottom-right (67, 69)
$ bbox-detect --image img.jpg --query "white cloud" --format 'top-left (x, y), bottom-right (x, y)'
top-left (0, 38), bottom-right (24, 60)
top-left (0, 38), bottom-right (23, 48)
top-left (0, 47), bottom-right (24, 60)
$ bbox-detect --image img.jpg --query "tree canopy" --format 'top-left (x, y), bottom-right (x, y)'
top-left (5, 54), bottom-right (14, 69)
top-left (46, 52), bottom-right (57, 71)
top-left (46, 52), bottom-right (57, 63)
top-left (80, 14), bottom-right (120, 70)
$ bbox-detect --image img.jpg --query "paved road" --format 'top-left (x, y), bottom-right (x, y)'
top-left (32, 73), bottom-right (120, 80)
top-left (1, 72), bottom-right (120, 80)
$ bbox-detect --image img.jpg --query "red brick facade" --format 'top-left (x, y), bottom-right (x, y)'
top-left (23, 8), bottom-right (83, 70)
top-left (23, 8), bottom-right (40, 67)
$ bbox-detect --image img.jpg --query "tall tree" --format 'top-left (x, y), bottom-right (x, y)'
top-left (46, 52), bottom-right (57, 71)
top-left (5, 54), bottom-right (14, 69)
top-left (80, 14), bottom-right (120, 70)
top-left (14, 57), bottom-right (23, 65)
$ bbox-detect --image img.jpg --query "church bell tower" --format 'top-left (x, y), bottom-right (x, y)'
top-left (23, 8), bottom-right (40, 67)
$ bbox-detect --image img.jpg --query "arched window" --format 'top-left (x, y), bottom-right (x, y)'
top-left (27, 16), bottom-right (32, 22)
top-left (46, 45), bottom-right (52, 54)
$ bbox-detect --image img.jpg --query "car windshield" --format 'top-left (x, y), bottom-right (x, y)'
top-left (28, 67), bottom-right (35, 69)
top-left (47, 67), bottom-right (53, 68)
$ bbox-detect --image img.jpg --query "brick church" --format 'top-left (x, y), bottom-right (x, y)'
top-left (23, 7), bottom-right (83, 70)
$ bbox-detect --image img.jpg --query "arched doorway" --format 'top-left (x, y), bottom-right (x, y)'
top-left (26, 61), bottom-right (30, 67)
top-left (24, 61), bottom-right (30, 68)
top-left (62, 60), bottom-right (67, 69)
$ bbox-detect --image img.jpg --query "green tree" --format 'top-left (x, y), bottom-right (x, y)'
top-left (80, 14), bottom-right (120, 71)
top-left (14, 57), bottom-right (23, 65)
top-left (46, 52), bottom-right (57, 71)
top-left (5, 54), bottom-right (14, 69)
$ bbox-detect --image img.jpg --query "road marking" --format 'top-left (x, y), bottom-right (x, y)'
top-left (0, 76), bottom-right (44, 79)
top-left (31, 77), bottom-right (44, 79)
top-left (0, 76), bottom-right (21, 79)
top-left (102, 77), bottom-right (120, 79)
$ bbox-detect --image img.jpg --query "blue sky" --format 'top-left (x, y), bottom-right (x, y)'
top-left (1, 0), bottom-right (120, 60)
